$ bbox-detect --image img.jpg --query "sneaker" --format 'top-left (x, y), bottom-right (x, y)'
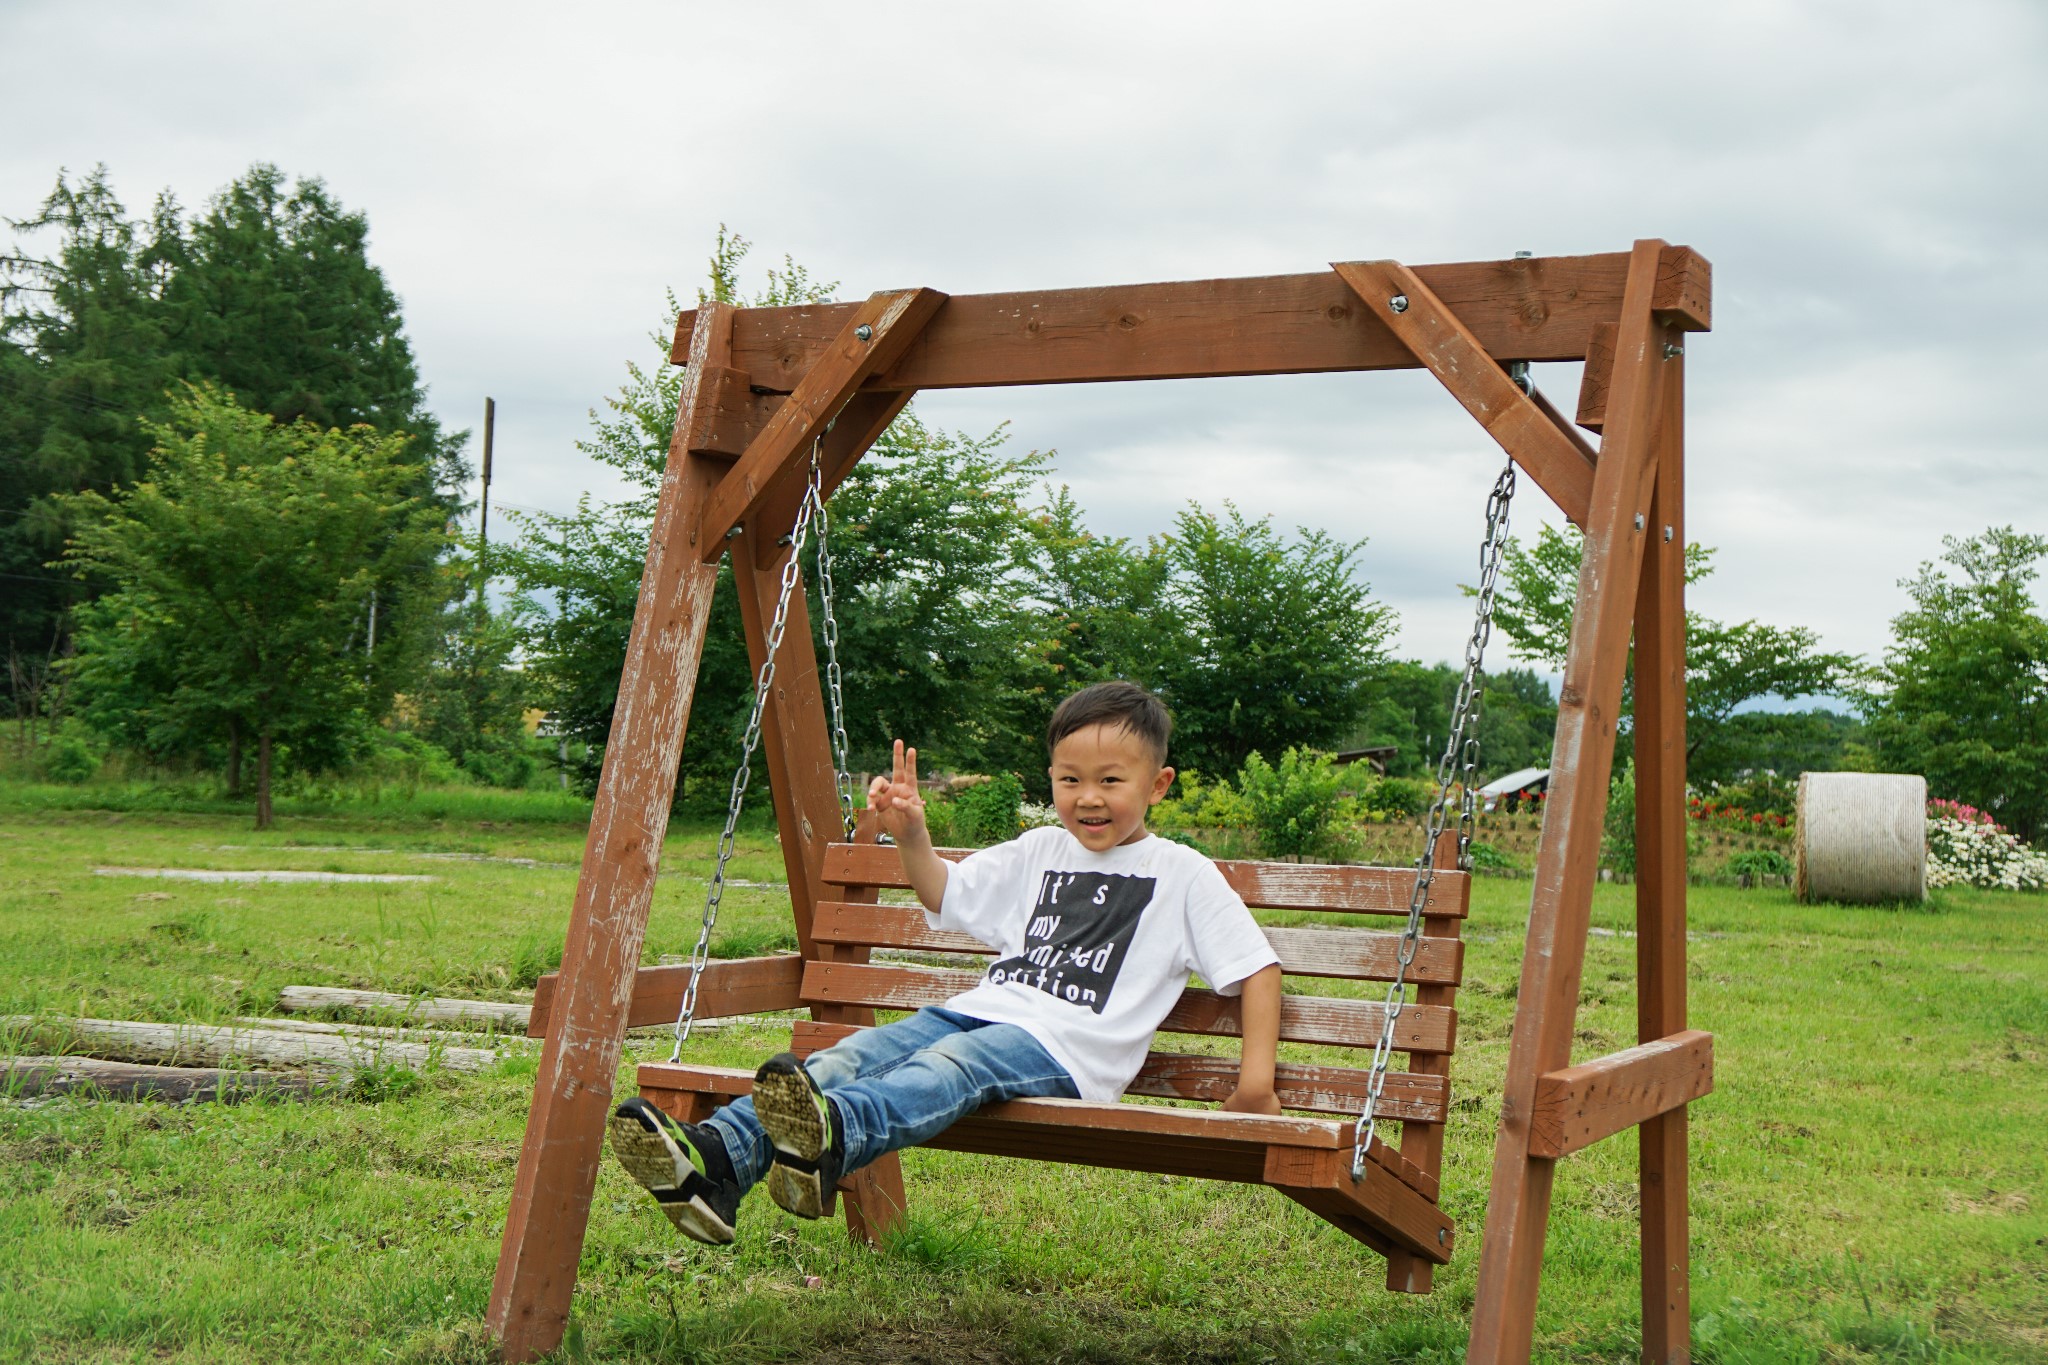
top-left (607, 1097), bottom-right (743, 1245)
top-left (751, 1052), bottom-right (844, 1219)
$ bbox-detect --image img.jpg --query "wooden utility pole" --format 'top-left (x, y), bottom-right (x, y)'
top-left (477, 396), bottom-right (495, 618)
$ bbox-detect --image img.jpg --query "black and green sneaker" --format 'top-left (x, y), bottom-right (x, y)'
top-left (752, 1053), bottom-right (844, 1219)
top-left (607, 1097), bottom-right (743, 1245)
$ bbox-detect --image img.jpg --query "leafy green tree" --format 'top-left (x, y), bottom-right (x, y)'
top-left (158, 164), bottom-right (461, 488)
top-left (1150, 502), bottom-right (1393, 780)
top-left (60, 387), bottom-right (448, 825)
top-left (1863, 527), bottom-right (2048, 839)
top-left (3, 163), bottom-right (460, 719)
top-left (408, 585), bottom-right (539, 788)
top-left (1492, 524), bottom-right (1857, 782)
top-left (1, 168), bottom-right (181, 684)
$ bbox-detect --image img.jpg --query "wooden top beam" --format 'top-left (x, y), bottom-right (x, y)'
top-left (669, 248), bottom-right (1710, 392)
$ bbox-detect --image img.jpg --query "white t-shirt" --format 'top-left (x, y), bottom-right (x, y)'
top-left (929, 826), bottom-right (1280, 1102)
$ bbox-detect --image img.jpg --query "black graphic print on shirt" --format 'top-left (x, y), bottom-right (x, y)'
top-left (982, 870), bottom-right (1155, 1014)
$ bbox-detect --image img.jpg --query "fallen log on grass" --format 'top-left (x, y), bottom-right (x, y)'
top-left (3, 1055), bottom-right (327, 1103)
top-left (275, 985), bottom-right (531, 1031)
top-left (5, 1016), bottom-right (506, 1075)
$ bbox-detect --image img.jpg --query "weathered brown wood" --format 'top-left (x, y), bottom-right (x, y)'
top-left (728, 526), bottom-right (913, 1244)
top-left (1332, 261), bottom-right (1596, 526)
top-left (747, 388), bottom-right (917, 571)
top-left (487, 301), bottom-right (734, 1365)
top-left (1388, 836), bottom-right (1463, 1293)
top-left (1576, 322), bottom-right (1617, 433)
top-left (13, 1014), bottom-right (507, 1074)
top-left (637, 1059), bottom-right (1438, 1208)
top-left (525, 956), bottom-right (804, 1038)
top-left (276, 985), bottom-right (532, 1031)
top-left (1262, 1145), bottom-right (1454, 1263)
top-left (822, 843), bottom-right (1469, 917)
top-left (680, 364), bottom-right (784, 457)
top-left (1653, 247), bottom-right (1712, 331)
top-left (809, 900), bottom-right (1464, 984)
top-left (3, 1055), bottom-right (327, 1102)
top-left (1528, 1031), bottom-right (1712, 1159)
top-left (798, 961), bottom-right (1455, 1053)
top-left (787, 1018), bottom-right (1450, 1121)
top-left (671, 251), bottom-right (1716, 390)
top-left (696, 288), bottom-right (947, 560)
top-left (1467, 240), bottom-right (1678, 1365)
top-left (1635, 330), bottom-right (1694, 1363)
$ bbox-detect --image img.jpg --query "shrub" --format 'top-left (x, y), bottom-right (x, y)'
top-left (1238, 748), bottom-right (1353, 860)
top-left (1728, 848), bottom-right (1794, 886)
top-left (1151, 770), bottom-right (1254, 833)
top-left (39, 731), bottom-right (102, 784)
top-left (1356, 774), bottom-right (1432, 821)
top-left (953, 772), bottom-right (1025, 846)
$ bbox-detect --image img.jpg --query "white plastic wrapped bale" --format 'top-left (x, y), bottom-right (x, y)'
top-left (1795, 772), bottom-right (1927, 903)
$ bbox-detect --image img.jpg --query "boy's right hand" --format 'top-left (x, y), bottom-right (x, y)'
top-left (867, 740), bottom-right (931, 849)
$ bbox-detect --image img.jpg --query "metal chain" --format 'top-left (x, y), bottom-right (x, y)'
top-left (808, 444), bottom-right (858, 838)
top-left (667, 457), bottom-right (824, 1062)
top-left (1351, 452), bottom-right (1518, 1180)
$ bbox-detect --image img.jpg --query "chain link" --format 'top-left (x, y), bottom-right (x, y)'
top-left (667, 451), bottom-right (824, 1062)
top-left (1351, 453), bottom-right (1517, 1180)
top-left (809, 445), bottom-right (858, 838)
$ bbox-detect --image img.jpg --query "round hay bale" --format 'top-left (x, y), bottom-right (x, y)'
top-left (1795, 772), bottom-right (1926, 903)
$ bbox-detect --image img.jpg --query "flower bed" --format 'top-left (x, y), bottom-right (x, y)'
top-left (1925, 799), bottom-right (2048, 892)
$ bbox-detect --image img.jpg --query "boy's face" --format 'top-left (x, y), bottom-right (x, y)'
top-left (1048, 722), bottom-right (1175, 853)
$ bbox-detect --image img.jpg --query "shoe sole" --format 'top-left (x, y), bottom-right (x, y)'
top-left (752, 1066), bottom-right (833, 1219)
top-left (606, 1111), bottom-right (736, 1245)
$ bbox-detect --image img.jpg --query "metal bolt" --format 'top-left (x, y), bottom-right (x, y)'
top-left (855, 324), bottom-right (874, 342)
top-left (1634, 514), bottom-right (1646, 531)
top-left (1508, 360), bottom-right (1532, 395)
top-left (1663, 342), bottom-right (1684, 359)
top-left (725, 524), bottom-right (744, 540)
top-left (1389, 294), bottom-right (1409, 314)
top-left (1515, 249), bottom-right (1533, 259)
top-left (1663, 525), bottom-right (1674, 543)
top-left (1438, 1228), bottom-right (1448, 1246)
top-left (776, 534), bottom-right (794, 547)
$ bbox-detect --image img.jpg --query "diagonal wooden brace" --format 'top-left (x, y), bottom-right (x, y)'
top-left (696, 287), bottom-right (946, 561)
top-left (1333, 261), bottom-right (1597, 527)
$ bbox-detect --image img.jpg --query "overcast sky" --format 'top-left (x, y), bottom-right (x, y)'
top-left (6, 1), bottom-right (2044, 675)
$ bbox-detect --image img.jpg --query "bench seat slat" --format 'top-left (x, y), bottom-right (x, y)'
top-left (636, 1061), bottom-right (1442, 1210)
top-left (801, 961), bottom-right (1456, 1054)
top-left (820, 844), bottom-right (1468, 918)
top-left (811, 901), bottom-right (1464, 985)
top-left (790, 1019), bottom-right (1448, 1121)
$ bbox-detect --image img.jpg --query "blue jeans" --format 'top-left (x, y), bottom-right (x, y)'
top-left (703, 1007), bottom-right (1079, 1187)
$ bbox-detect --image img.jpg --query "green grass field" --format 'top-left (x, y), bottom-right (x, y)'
top-left (1, 790), bottom-right (2043, 1364)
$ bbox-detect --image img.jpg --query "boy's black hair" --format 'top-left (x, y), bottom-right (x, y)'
top-left (1046, 681), bottom-right (1172, 767)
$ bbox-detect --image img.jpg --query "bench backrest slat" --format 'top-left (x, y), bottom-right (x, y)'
top-left (820, 843), bottom-right (1469, 918)
top-left (811, 900), bottom-right (1464, 986)
top-left (802, 960), bottom-right (1457, 1054)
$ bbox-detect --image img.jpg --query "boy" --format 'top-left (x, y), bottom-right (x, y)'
top-left (608, 681), bottom-right (1284, 1244)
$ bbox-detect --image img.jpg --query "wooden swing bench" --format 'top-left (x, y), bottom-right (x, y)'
top-left (491, 240), bottom-right (1716, 1365)
top-left (621, 840), bottom-right (1469, 1273)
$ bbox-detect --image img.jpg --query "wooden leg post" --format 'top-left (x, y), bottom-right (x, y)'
top-left (486, 305), bottom-right (740, 1362)
top-left (729, 526), bottom-right (910, 1245)
top-left (1634, 329), bottom-right (1691, 1364)
top-left (1466, 242), bottom-right (1678, 1365)
top-left (1386, 835), bottom-right (1464, 1293)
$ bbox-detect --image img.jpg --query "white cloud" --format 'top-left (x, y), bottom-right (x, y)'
top-left (5, 0), bottom-right (2043, 670)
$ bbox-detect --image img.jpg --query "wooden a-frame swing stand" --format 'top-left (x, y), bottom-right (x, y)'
top-left (485, 240), bottom-right (1714, 1363)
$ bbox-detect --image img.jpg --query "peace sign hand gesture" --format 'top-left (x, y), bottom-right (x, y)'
top-left (866, 740), bottom-right (931, 851)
